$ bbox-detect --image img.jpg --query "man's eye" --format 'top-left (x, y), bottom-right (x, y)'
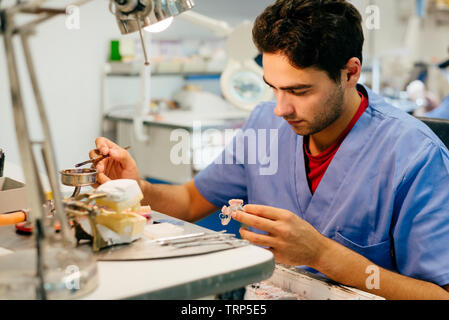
top-left (288, 90), bottom-right (307, 96)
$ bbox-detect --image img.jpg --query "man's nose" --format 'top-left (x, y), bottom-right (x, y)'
top-left (274, 92), bottom-right (295, 117)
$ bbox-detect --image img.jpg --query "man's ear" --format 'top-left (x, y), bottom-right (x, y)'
top-left (343, 57), bottom-right (362, 88)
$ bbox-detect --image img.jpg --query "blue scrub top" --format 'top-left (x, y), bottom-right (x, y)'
top-left (194, 84), bottom-right (449, 286)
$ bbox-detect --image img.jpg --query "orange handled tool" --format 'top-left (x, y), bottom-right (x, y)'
top-left (0, 211), bottom-right (26, 226)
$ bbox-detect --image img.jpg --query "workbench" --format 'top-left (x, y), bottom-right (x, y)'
top-left (0, 212), bottom-right (274, 300)
top-left (0, 162), bottom-right (274, 299)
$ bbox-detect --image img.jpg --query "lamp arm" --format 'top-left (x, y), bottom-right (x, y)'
top-left (179, 10), bottom-right (232, 37)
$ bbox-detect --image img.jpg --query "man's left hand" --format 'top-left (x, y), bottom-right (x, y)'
top-left (232, 204), bottom-right (328, 267)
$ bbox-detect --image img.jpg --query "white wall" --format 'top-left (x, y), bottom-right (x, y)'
top-left (1, 1), bottom-right (118, 169)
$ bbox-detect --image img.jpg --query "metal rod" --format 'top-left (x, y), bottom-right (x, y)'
top-left (1, 0), bottom-right (96, 300)
top-left (3, 23), bottom-right (48, 301)
top-left (21, 8), bottom-right (66, 14)
top-left (6, 0), bottom-right (92, 15)
top-left (151, 232), bottom-right (205, 243)
top-left (71, 186), bottom-right (81, 198)
top-left (2, 14), bottom-right (47, 231)
top-left (136, 15), bottom-right (150, 66)
top-left (5, 0), bottom-right (49, 15)
top-left (9, 0), bottom-right (94, 35)
top-left (172, 239), bottom-right (248, 249)
top-left (35, 219), bottom-right (47, 300)
top-left (164, 233), bottom-right (236, 244)
top-left (156, 232), bottom-right (235, 246)
top-left (21, 31), bottom-right (74, 246)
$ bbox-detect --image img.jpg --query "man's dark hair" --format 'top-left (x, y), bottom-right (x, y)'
top-left (253, 0), bottom-right (364, 82)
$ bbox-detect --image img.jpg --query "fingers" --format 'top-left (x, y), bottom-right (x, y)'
top-left (90, 138), bottom-right (135, 171)
top-left (96, 172), bottom-right (111, 185)
top-left (89, 151), bottom-right (109, 172)
top-left (94, 157), bottom-right (110, 172)
top-left (94, 137), bottom-right (119, 156)
top-left (92, 171), bottom-right (110, 188)
top-left (243, 204), bottom-right (286, 221)
top-left (231, 210), bottom-right (276, 234)
top-left (89, 137), bottom-right (116, 162)
top-left (93, 157), bottom-right (104, 173)
top-left (239, 231), bottom-right (285, 264)
top-left (108, 147), bottom-right (136, 169)
top-left (239, 228), bottom-right (276, 248)
top-left (89, 149), bottom-right (100, 160)
top-left (240, 229), bottom-right (287, 264)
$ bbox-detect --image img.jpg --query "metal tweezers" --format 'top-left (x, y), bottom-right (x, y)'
top-left (152, 231), bottom-right (249, 249)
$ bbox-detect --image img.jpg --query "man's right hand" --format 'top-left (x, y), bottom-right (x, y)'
top-left (89, 137), bottom-right (141, 188)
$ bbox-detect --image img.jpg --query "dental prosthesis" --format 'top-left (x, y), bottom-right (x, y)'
top-left (219, 199), bottom-right (244, 226)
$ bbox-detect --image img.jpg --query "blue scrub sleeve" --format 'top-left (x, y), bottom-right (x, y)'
top-left (193, 105), bottom-right (265, 207)
top-left (393, 140), bottom-right (449, 286)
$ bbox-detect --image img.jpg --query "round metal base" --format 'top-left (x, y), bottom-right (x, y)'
top-left (0, 245), bottom-right (98, 299)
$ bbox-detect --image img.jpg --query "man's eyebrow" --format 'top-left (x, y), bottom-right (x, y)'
top-left (263, 76), bottom-right (313, 91)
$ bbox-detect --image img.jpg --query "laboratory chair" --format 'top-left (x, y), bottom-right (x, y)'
top-left (416, 116), bottom-right (449, 149)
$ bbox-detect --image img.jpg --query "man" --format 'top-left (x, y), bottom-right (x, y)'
top-left (91, 0), bottom-right (449, 299)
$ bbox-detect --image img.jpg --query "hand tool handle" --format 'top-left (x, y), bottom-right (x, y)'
top-left (0, 211), bottom-right (26, 226)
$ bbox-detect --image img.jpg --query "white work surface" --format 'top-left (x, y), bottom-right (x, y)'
top-left (1, 162), bottom-right (275, 300)
top-left (85, 240), bottom-right (274, 300)
top-left (0, 214), bottom-right (274, 300)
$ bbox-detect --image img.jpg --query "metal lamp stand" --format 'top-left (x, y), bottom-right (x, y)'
top-left (0, 0), bottom-right (97, 300)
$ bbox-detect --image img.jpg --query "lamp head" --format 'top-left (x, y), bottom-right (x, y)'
top-left (112, 0), bottom-right (195, 35)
